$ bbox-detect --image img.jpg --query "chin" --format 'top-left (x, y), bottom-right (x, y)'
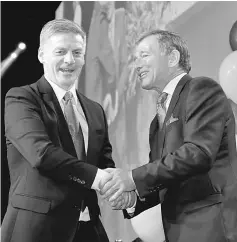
top-left (141, 78), bottom-right (149, 89)
top-left (141, 82), bottom-right (153, 91)
top-left (61, 75), bottom-right (75, 83)
top-left (58, 79), bottom-right (75, 89)
top-left (141, 75), bottom-right (156, 89)
top-left (141, 85), bottom-right (150, 90)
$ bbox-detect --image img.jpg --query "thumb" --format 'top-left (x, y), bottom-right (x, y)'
top-left (99, 172), bottom-right (113, 191)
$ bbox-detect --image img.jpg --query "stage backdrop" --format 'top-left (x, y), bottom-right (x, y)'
top-left (56, 1), bottom-right (196, 241)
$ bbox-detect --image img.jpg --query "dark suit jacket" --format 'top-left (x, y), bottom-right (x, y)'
top-left (127, 75), bottom-right (237, 242)
top-left (2, 76), bottom-right (115, 242)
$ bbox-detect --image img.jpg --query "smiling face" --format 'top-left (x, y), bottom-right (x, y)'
top-left (38, 32), bottom-right (85, 90)
top-left (134, 35), bottom-right (169, 93)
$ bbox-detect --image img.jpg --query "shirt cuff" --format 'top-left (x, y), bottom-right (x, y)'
top-left (129, 170), bottom-right (136, 189)
top-left (126, 192), bottom-right (137, 214)
top-left (91, 168), bottom-right (107, 191)
top-left (135, 189), bottom-right (146, 202)
top-left (130, 171), bottom-right (144, 201)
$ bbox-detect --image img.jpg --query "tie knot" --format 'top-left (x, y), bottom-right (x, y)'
top-left (157, 92), bottom-right (168, 105)
top-left (64, 91), bottom-right (73, 103)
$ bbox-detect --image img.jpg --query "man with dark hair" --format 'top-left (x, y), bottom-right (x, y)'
top-left (101, 29), bottom-right (237, 242)
top-left (2, 19), bottom-right (115, 242)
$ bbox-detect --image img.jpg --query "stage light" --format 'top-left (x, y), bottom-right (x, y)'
top-left (10, 53), bottom-right (18, 59)
top-left (1, 42), bottom-right (27, 78)
top-left (18, 42), bottom-right (26, 50)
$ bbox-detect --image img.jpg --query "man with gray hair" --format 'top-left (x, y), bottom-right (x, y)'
top-left (2, 18), bottom-right (117, 242)
top-left (100, 29), bottom-right (237, 242)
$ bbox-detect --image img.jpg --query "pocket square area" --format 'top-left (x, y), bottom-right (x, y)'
top-left (166, 115), bottom-right (179, 125)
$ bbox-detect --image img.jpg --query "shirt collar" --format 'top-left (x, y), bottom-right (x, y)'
top-left (163, 73), bottom-right (187, 97)
top-left (45, 76), bottom-right (78, 104)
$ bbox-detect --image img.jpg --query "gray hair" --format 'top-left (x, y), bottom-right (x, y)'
top-left (136, 29), bottom-right (191, 73)
top-left (39, 19), bottom-right (86, 49)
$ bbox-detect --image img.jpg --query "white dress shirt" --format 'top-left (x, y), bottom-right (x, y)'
top-left (163, 72), bottom-right (187, 111)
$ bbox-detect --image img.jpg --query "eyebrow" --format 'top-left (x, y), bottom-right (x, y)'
top-left (134, 50), bottom-right (150, 54)
top-left (74, 47), bottom-right (84, 50)
top-left (54, 47), bottom-right (84, 51)
top-left (140, 50), bottom-right (150, 53)
top-left (73, 48), bottom-right (84, 52)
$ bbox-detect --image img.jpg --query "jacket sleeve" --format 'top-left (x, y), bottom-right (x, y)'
top-left (132, 78), bottom-right (228, 198)
top-left (5, 87), bottom-right (98, 189)
top-left (123, 191), bottom-right (160, 219)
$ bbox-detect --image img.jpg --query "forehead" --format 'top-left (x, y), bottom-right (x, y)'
top-left (44, 33), bottom-right (84, 49)
top-left (135, 35), bottom-right (159, 54)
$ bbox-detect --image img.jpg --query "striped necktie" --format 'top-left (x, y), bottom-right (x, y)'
top-left (64, 91), bottom-right (86, 161)
top-left (157, 92), bottom-right (168, 128)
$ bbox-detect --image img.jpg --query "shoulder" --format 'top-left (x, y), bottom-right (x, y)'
top-left (78, 91), bottom-right (104, 111)
top-left (6, 85), bottom-right (31, 98)
top-left (185, 76), bottom-right (229, 115)
top-left (189, 76), bottom-right (222, 90)
top-left (5, 82), bottom-right (40, 105)
top-left (186, 76), bottom-right (226, 98)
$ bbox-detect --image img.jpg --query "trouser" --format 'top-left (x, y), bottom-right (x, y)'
top-left (72, 219), bottom-right (109, 242)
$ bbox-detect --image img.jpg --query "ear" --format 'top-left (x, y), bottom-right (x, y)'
top-left (38, 47), bottom-right (44, 63)
top-left (168, 49), bottom-right (180, 68)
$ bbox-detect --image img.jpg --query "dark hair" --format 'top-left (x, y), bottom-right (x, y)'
top-left (136, 29), bottom-right (191, 73)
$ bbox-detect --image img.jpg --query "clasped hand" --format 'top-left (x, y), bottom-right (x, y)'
top-left (99, 168), bottom-right (136, 210)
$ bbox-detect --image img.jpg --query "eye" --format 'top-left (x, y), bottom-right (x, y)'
top-left (55, 50), bottom-right (65, 55)
top-left (74, 51), bottom-right (85, 58)
top-left (141, 53), bottom-right (149, 58)
top-left (74, 51), bottom-right (81, 56)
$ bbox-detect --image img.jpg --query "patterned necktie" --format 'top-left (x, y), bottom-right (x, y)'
top-left (157, 92), bottom-right (168, 128)
top-left (64, 91), bottom-right (86, 161)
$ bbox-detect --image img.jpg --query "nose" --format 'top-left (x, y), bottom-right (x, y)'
top-left (134, 57), bottom-right (143, 75)
top-left (136, 66), bottom-right (142, 75)
top-left (64, 51), bottom-right (75, 64)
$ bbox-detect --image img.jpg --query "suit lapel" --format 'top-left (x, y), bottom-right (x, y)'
top-left (76, 91), bottom-right (94, 164)
top-left (160, 74), bottom-right (192, 157)
top-left (37, 76), bottom-right (77, 158)
top-left (150, 114), bottom-right (159, 137)
top-left (149, 115), bottom-right (161, 160)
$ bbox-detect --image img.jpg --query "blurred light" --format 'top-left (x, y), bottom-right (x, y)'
top-left (1, 42), bottom-right (27, 78)
top-left (18, 42), bottom-right (26, 50)
top-left (11, 53), bottom-right (17, 59)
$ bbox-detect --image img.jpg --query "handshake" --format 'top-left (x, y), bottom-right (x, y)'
top-left (98, 168), bottom-right (137, 210)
